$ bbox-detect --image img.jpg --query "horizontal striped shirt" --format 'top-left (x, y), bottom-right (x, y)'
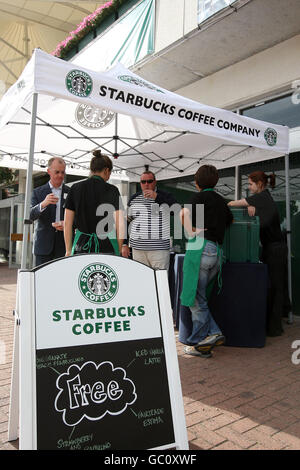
top-left (128, 190), bottom-right (177, 251)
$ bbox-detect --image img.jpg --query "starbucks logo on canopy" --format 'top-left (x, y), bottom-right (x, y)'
top-left (66, 70), bottom-right (93, 98)
top-left (264, 128), bottom-right (278, 147)
top-left (79, 263), bottom-right (118, 304)
top-left (75, 104), bottom-right (115, 129)
top-left (118, 75), bottom-right (164, 93)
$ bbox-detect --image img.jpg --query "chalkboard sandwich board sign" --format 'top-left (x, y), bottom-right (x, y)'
top-left (16, 254), bottom-right (188, 450)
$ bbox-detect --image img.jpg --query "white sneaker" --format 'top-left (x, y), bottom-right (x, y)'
top-left (184, 346), bottom-right (212, 358)
top-left (196, 334), bottom-right (225, 349)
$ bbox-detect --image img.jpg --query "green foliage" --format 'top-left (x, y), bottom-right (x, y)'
top-left (0, 167), bottom-right (14, 185)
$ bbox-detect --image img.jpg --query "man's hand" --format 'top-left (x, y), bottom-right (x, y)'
top-left (143, 189), bottom-right (157, 199)
top-left (52, 221), bottom-right (64, 231)
top-left (41, 193), bottom-right (59, 209)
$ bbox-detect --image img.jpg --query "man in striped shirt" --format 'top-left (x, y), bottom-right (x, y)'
top-left (122, 171), bottom-right (178, 270)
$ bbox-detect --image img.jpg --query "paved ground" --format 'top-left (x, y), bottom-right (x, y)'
top-left (1, 263), bottom-right (300, 450)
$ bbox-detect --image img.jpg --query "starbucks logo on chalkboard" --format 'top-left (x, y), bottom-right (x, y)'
top-left (66, 69), bottom-right (93, 98)
top-left (264, 128), bottom-right (277, 146)
top-left (79, 263), bottom-right (118, 304)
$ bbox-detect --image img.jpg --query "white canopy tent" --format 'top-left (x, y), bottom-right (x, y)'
top-left (0, 49), bottom-right (291, 302)
top-left (0, 49), bottom-right (289, 180)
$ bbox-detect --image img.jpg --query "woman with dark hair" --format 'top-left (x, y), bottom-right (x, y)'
top-left (228, 170), bottom-right (290, 336)
top-left (180, 165), bottom-right (233, 358)
top-left (64, 150), bottom-right (125, 256)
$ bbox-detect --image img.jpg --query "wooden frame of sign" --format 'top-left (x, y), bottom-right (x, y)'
top-left (13, 254), bottom-right (188, 450)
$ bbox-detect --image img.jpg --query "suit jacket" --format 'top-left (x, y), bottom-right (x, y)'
top-left (30, 182), bottom-right (70, 256)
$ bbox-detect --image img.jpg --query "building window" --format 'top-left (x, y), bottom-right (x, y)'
top-left (241, 94), bottom-right (300, 129)
top-left (197, 0), bottom-right (235, 24)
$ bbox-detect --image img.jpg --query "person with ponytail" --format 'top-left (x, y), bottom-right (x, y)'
top-left (228, 170), bottom-right (290, 336)
top-left (64, 150), bottom-right (125, 256)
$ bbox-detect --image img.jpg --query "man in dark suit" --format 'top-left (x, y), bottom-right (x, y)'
top-left (30, 157), bottom-right (69, 266)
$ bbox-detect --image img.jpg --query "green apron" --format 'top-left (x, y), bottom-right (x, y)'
top-left (180, 189), bottom-right (223, 307)
top-left (71, 229), bottom-right (120, 256)
top-left (71, 175), bottom-right (120, 256)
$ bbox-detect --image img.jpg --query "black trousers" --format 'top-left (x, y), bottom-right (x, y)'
top-left (262, 242), bottom-right (290, 336)
top-left (35, 231), bottom-right (65, 267)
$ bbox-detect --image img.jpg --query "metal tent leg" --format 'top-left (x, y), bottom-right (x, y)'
top-left (21, 93), bottom-right (38, 270)
top-left (285, 153), bottom-right (293, 324)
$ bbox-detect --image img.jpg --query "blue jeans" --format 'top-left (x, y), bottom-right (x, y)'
top-left (187, 241), bottom-right (222, 345)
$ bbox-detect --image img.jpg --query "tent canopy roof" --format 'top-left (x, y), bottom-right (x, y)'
top-left (0, 1), bottom-right (102, 91)
top-left (0, 49), bottom-right (289, 181)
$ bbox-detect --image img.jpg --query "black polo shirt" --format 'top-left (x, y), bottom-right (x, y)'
top-left (65, 176), bottom-right (123, 253)
top-left (246, 189), bottom-right (283, 247)
top-left (190, 190), bottom-right (233, 245)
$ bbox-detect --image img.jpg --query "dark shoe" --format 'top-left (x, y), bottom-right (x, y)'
top-left (184, 346), bottom-right (212, 358)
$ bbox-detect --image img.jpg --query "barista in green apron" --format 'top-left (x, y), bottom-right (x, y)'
top-left (64, 150), bottom-right (125, 257)
top-left (179, 165), bottom-right (233, 358)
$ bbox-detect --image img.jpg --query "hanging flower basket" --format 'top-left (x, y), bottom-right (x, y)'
top-left (52, 0), bottom-right (129, 59)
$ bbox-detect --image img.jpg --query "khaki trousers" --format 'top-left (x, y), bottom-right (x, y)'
top-left (132, 249), bottom-right (170, 270)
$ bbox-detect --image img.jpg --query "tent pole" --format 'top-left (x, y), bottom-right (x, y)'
top-left (234, 165), bottom-right (241, 199)
top-left (114, 113), bottom-right (118, 157)
top-left (21, 93), bottom-right (38, 270)
top-left (284, 153), bottom-right (293, 324)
